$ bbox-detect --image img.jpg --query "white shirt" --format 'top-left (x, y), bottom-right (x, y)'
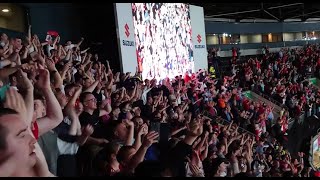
top-left (65, 44), bottom-right (75, 51)
top-left (142, 86), bottom-right (152, 105)
top-left (57, 138), bottom-right (79, 155)
top-left (57, 116), bottom-right (79, 155)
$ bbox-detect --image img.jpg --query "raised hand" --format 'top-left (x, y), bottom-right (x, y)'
top-left (74, 85), bottom-right (82, 95)
top-left (3, 88), bottom-right (27, 118)
top-left (82, 124), bottom-right (94, 136)
top-left (65, 85), bottom-right (82, 116)
top-left (298, 152), bottom-right (304, 158)
top-left (138, 123), bottom-right (148, 136)
top-left (16, 69), bottom-right (33, 90)
top-left (123, 119), bottom-right (134, 128)
top-left (142, 131), bottom-right (159, 148)
top-left (45, 59), bottom-right (57, 72)
top-left (35, 69), bottom-right (51, 90)
top-left (63, 61), bottom-right (72, 73)
top-left (189, 163), bottom-right (204, 177)
top-left (187, 119), bottom-right (203, 137)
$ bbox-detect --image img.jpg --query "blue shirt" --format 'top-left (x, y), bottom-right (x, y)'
top-left (144, 144), bottom-right (159, 161)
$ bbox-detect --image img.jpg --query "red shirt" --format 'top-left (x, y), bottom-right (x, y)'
top-left (32, 121), bottom-right (39, 140)
top-left (258, 107), bottom-right (265, 115)
top-left (236, 94), bottom-right (241, 101)
top-left (256, 61), bottom-right (261, 69)
top-left (232, 49), bottom-right (237, 57)
top-left (218, 98), bottom-right (226, 109)
top-left (208, 106), bottom-right (217, 117)
top-left (184, 74), bottom-right (191, 83)
top-left (283, 55), bottom-right (288, 63)
top-left (243, 100), bottom-right (250, 111)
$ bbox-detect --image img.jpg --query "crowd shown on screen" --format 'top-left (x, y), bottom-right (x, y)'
top-left (132, 3), bottom-right (193, 81)
top-left (1, 25), bottom-right (320, 177)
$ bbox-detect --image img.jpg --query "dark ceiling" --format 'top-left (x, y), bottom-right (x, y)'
top-left (190, 3), bottom-right (320, 22)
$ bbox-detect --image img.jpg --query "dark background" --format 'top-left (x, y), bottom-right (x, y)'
top-left (20, 3), bottom-right (120, 71)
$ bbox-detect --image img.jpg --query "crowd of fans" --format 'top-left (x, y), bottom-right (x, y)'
top-left (0, 25), bottom-right (320, 177)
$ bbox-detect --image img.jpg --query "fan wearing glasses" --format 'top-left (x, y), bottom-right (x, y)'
top-left (79, 92), bottom-right (111, 145)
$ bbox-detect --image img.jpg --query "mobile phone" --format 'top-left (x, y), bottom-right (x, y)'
top-left (160, 123), bottom-right (170, 142)
top-left (150, 122), bottom-right (160, 141)
top-left (150, 122), bottom-right (170, 143)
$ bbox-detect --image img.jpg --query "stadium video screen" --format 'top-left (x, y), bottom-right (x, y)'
top-left (131, 3), bottom-right (194, 81)
top-left (312, 134), bottom-right (320, 170)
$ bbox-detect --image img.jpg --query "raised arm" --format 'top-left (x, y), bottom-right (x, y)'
top-left (80, 47), bottom-right (90, 54)
top-left (27, 25), bottom-right (32, 40)
top-left (200, 139), bottom-right (209, 161)
top-left (2, 88), bottom-right (53, 177)
top-left (0, 66), bottom-right (19, 79)
top-left (195, 133), bottom-right (208, 152)
top-left (183, 119), bottom-right (203, 146)
top-left (123, 119), bottom-right (135, 146)
top-left (106, 74), bottom-right (114, 90)
top-left (83, 80), bottom-right (100, 93)
top-left (132, 124), bottom-right (148, 150)
top-left (16, 69), bottom-right (34, 126)
top-left (76, 37), bottom-right (84, 48)
top-left (99, 101), bottom-right (112, 117)
top-left (125, 131), bottom-right (159, 173)
top-left (128, 84), bottom-right (137, 102)
top-left (21, 45), bottom-right (30, 60)
top-left (170, 126), bottom-right (187, 137)
top-left (46, 59), bottom-right (63, 89)
top-left (59, 61), bottom-right (71, 81)
top-left (52, 35), bottom-right (59, 48)
top-left (36, 69), bottom-right (63, 136)
top-left (32, 38), bottom-right (38, 53)
top-left (65, 85), bottom-right (83, 135)
top-left (84, 136), bottom-right (108, 146)
top-left (60, 44), bottom-right (67, 57)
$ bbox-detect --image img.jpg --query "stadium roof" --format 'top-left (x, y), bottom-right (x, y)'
top-left (190, 3), bottom-right (320, 23)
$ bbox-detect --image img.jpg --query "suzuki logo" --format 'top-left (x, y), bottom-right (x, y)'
top-left (125, 23), bottom-right (130, 38)
top-left (197, 34), bottom-right (202, 43)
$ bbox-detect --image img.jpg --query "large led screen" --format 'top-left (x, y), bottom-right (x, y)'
top-left (131, 3), bottom-right (194, 81)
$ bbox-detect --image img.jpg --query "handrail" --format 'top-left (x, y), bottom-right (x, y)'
top-left (203, 111), bottom-right (256, 137)
top-left (251, 89), bottom-right (298, 126)
top-left (252, 89), bottom-right (288, 110)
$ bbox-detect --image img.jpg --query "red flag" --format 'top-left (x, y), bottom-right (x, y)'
top-left (47, 30), bottom-right (59, 37)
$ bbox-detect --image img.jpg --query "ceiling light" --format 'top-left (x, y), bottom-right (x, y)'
top-left (2, 9), bottom-right (9, 13)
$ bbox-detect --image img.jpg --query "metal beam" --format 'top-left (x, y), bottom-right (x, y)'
top-left (289, 10), bottom-right (320, 19)
top-left (267, 3), bottom-right (304, 10)
top-left (264, 10), bottom-right (280, 21)
top-left (205, 9), bottom-right (261, 17)
top-left (204, 3), bottom-right (304, 19)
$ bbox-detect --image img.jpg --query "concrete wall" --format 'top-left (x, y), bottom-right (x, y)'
top-left (0, 16), bottom-right (7, 28)
top-left (5, 4), bottom-right (25, 32)
top-left (205, 21), bottom-right (320, 34)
